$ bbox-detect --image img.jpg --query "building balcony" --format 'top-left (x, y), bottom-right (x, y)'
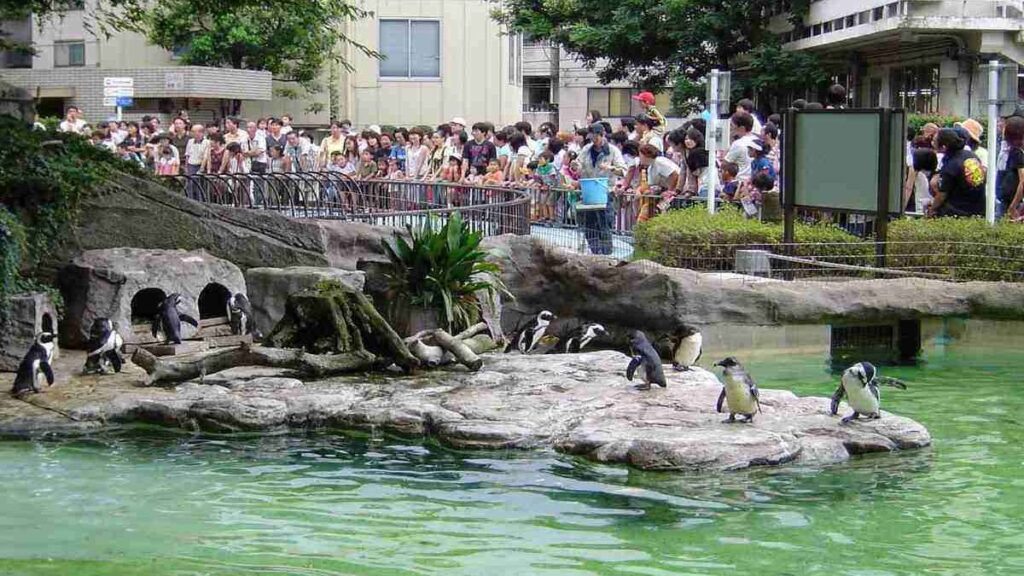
top-left (523, 43), bottom-right (559, 77)
top-left (773, 0), bottom-right (1024, 52)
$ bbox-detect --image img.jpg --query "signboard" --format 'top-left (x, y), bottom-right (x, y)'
top-left (103, 96), bottom-right (118, 107)
top-left (103, 77), bottom-right (133, 88)
top-left (115, 96), bottom-right (134, 107)
top-left (165, 72), bottom-right (184, 91)
top-left (103, 86), bottom-right (134, 97)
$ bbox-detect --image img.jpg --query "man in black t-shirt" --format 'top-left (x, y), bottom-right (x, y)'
top-left (933, 129), bottom-right (985, 218)
top-left (462, 122), bottom-right (497, 179)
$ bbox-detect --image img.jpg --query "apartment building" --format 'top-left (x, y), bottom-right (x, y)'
top-left (769, 0), bottom-right (1024, 115)
top-left (0, 0), bottom-right (522, 128)
top-left (520, 38), bottom-right (680, 133)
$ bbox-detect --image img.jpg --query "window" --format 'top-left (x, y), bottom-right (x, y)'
top-left (872, 6), bottom-right (884, 20)
top-left (890, 65), bottom-right (939, 114)
top-left (523, 77), bottom-right (554, 112)
top-left (587, 88), bottom-right (672, 118)
top-left (379, 19), bottom-right (440, 79)
top-left (54, 42), bottom-right (84, 67)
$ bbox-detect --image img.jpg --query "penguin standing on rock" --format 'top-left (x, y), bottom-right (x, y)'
top-left (714, 357), bottom-right (761, 423)
top-left (228, 293), bottom-right (260, 339)
top-left (152, 293), bottom-right (198, 345)
top-left (83, 318), bottom-right (124, 374)
top-left (11, 333), bottom-right (56, 396)
top-left (626, 330), bottom-right (667, 390)
top-left (564, 323), bottom-right (607, 354)
top-left (670, 326), bottom-right (702, 372)
top-left (512, 310), bottom-right (556, 354)
top-left (831, 361), bottom-right (907, 424)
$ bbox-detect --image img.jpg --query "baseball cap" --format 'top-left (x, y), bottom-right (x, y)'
top-left (745, 138), bottom-right (764, 152)
top-left (450, 117), bottom-right (467, 127)
top-left (632, 91), bottom-right (656, 107)
top-left (589, 122), bottom-right (606, 135)
top-left (368, 124), bottom-right (381, 134)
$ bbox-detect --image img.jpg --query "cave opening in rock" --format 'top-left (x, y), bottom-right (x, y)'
top-left (198, 283), bottom-right (231, 320)
top-left (130, 288), bottom-right (167, 325)
top-left (41, 312), bottom-right (55, 335)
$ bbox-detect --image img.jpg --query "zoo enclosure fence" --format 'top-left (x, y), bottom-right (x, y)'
top-left (162, 172), bottom-right (531, 236)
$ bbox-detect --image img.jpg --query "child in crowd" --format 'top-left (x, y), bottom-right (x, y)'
top-left (534, 150), bottom-right (561, 223)
top-left (631, 92), bottom-right (667, 136)
top-left (225, 142), bottom-right (247, 174)
top-left (155, 142), bottom-right (180, 176)
top-left (719, 161), bottom-right (740, 202)
top-left (267, 145), bottom-right (290, 173)
top-left (483, 158), bottom-right (504, 186)
top-left (741, 172), bottom-right (774, 218)
top-left (441, 155), bottom-right (462, 182)
top-left (561, 156), bottom-right (582, 225)
top-left (465, 165), bottom-right (485, 185)
top-left (387, 157), bottom-right (405, 180)
top-left (357, 149), bottom-right (378, 178)
top-left (747, 138), bottom-right (776, 189)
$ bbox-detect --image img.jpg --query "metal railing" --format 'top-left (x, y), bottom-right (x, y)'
top-left (162, 173), bottom-right (531, 236)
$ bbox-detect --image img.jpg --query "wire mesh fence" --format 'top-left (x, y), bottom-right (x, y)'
top-left (163, 173), bottom-right (531, 236)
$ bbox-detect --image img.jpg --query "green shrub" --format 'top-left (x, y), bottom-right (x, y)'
top-left (381, 212), bottom-right (510, 332)
top-left (634, 206), bottom-right (1024, 281)
top-left (907, 114), bottom-right (987, 137)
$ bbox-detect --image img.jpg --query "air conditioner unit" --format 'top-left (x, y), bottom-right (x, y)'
top-left (939, 60), bottom-right (960, 79)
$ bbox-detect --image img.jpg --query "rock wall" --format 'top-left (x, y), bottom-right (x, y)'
top-left (484, 235), bottom-right (1024, 332)
top-left (246, 267), bottom-right (366, 336)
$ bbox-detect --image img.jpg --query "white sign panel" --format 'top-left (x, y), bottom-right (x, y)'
top-left (165, 72), bottom-right (184, 91)
top-left (103, 77), bottom-right (134, 88)
top-left (103, 96), bottom-right (118, 107)
top-left (103, 86), bottom-right (134, 97)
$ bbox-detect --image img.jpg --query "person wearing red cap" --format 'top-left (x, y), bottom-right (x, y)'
top-left (632, 91), bottom-right (666, 137)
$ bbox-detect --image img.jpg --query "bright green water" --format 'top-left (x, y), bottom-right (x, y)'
top-left (2, 321), bottom-right (1023, 576)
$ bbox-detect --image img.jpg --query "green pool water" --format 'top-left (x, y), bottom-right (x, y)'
top-left (2, 321), bottom-right (1023, 576)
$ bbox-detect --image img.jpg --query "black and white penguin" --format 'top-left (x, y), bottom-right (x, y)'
top-left (670, 326), bottom-right (702, 372)
top-left (830, 361), bottom-right (907, 424)
top-left (714, 357), bottom-right (761, 423)
top-left (564, 323), bottom-right (607, 354)
top-left (515, 310), bottom-right (556, 354)
top-left (11, 332), bottom-right (56, 396)
top-left (227, 293), bottom-right (259, 339)
top-left (626, 330), bottom-right (667, 390)
top-left (151, 293), bottom-right (198, 345)
top-left (83, 318), bottom-right (124, 375)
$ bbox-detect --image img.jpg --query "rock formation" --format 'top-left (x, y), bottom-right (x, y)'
top-left (246, 266), bottom-right (366, 336)
top-left (0, 349), bottom-right (930, 473)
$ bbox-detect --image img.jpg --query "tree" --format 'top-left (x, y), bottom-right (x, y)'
top-left (113, 0), bottom-right (376, 102)
top-left (492, 0), bottom-right (818, 113)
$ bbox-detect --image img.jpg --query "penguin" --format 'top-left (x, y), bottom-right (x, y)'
top-left (830, 361), bottom-right (907, 424)
top-left (11, 332), bottom-right (56, 396)
top-left (626, 330), bottom-right (667, 390)
top-left (713, 357), bottom-right (761, 423)
top-left (670, 326), bottom-right (702, 372)
top-left (83, 318), bottom-right (124, 375)
top-left (514, 310), bottom-right (556, 354)
top-left (227, 292), bottom-right (260, 339)
top-left (563, 323), bottom-right (607, 354)
top-left (151, 293), bottom-right (198, 345)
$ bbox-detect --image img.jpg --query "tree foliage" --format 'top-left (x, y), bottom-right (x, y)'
top-left (493, 0), bottom-right (819, 111)
top-left (111, 0), bottom-right (376, 93)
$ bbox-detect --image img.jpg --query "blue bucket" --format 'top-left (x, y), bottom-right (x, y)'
top-left (579, 178), bottom-right (609, 205)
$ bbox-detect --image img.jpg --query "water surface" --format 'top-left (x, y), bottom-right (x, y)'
top-left (1, 320), bottom-right (1022, 575)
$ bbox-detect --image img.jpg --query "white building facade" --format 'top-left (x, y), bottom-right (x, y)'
top-left (770, 0), bottom-right (1024, 116)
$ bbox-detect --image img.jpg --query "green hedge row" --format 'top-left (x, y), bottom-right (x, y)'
top-left (907, 114), bottom-right (988, 137)
top-left (634, 205), bottom-right (1024, 281)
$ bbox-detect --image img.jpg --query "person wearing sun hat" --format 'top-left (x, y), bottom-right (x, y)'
top-left (631, 91), bottom-right (667, 137)
top-left (955, 118), bottom-right (988, 168)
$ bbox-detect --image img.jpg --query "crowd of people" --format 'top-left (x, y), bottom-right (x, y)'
top-left (57, 81), bottom-right (1024, 230)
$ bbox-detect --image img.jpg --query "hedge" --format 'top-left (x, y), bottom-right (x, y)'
top-left (634, 205), bottom-right (1024, 281)
top-left (907, 114), bottom-right (988, 138)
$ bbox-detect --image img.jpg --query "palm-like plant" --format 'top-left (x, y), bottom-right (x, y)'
top-left (381, 213), bottom-right (509, 333)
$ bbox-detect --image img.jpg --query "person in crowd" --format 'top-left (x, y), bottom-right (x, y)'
top-left (169, 117), bottom-right (190, 161)
top-left (483, 158), bottom-right (505, 186)
top-left (637, 143), bottom-right (680, 215)
top-left (59, 106), bottom-right (87, 134)
top-left (804, 102), bottom-right (825, 110)
top-left (320, 121), bottom-right (347, 168)
top-left (549, 137), bottom-right (567, 171)
top-left (462, 122), bottom-right (498, 180)
top-left (183, 123), bottom-right (207, 177)
top-left (534, 150), bottom-right (562, 223)
top-left (514, 121), bottom-right (541, 158)
top-left (391, 128), bottom-right (409, 170)
top-left (569, 128), bottom-right (587, 154)
top-left (267, 145), bottom-right (290, 174)
top-left (357, 148), bottom-right (378, 179)
top-left (930, 128), bottom-right (985, 218)
top-left (585, 110), bottom-right (602, 128)
top-left (223, 117), bottom-right (250, 165)
top-left (735, 98), bottom-right (763, 135)
top-left (120, 121), bottom-right (146, 164)
top-left (441, 154), bottom-right (463, 182)
top-left (386, 157), bottom-right (405, 180)
top-left (748, 138), bottom-right (776, 188)
top-left (154, 138), bottom-right (180, 176)
top-left (725, 112), bottom-right (755, 181)
top-left (635, 114), bottom-right (663, 152)
top-left (280, 114), bottom-right (294, 135)
top-left (224, 142), bottom-right (248, 174)
top-left (536, 122), bottom-right (556, 152)
top-left (405, 127), bottom-right (430, 180)
top-left (494, 130), bottom-right (513, 176)
top-left (426, 130), bottom-right (449, 180)
top-left (265, 118), bottom-right (288, 153)
top-left (955, 118), bottom-right (988, 169)
top-left (719, 161), bottom-right (740, 203)
top-left (284, 131), bottom-right (315, 172)
top-left (682, 128), bottom-right (709, 198)
top-left (509, 132), bottom-right (533, 183)
top-left (631, 92), bottom-right (666, 136)
top-left (199, 134), bottom-right (226, 174)
top-left (910, 147), bottom-right (938, 214)
top-left (619, 117), bottom-right (637, 141)
top-left (825, 84), bottom-right (847, 109)
top-left (578, 122), bottom-right (626, 255)
top-left (1002, 116), bottom-right (1024, 219)
top-left (246, 121), bottom-right (267, 174)
top-left (377, 132), bottom-right (394, 163)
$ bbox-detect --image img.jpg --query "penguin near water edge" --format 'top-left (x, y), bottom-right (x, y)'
top-left (714, 357), bottom-right (762, 423)
top-left (670, 326), bottom-right (702, 372)
top-left (626, 330), bottom-right (667, 390)
top-left (830, 361), bottom-right (907, 424)
top-left (83, 318), bottom-right (124, 374)
top-left (152, 293), bottom-right (199, 345)
top-left (11, 333), bottom-right (56, 396)
top-left (564, 323), bottom-right (607, 354)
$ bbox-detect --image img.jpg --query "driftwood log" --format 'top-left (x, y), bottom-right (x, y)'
top-left (403, 322), bottom-right (491, 371)
top-left (132, 344), bottom-right (378, 386)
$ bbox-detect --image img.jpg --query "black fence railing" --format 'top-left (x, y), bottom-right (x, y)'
top-left (162, 173), bottom-right (532, 236)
